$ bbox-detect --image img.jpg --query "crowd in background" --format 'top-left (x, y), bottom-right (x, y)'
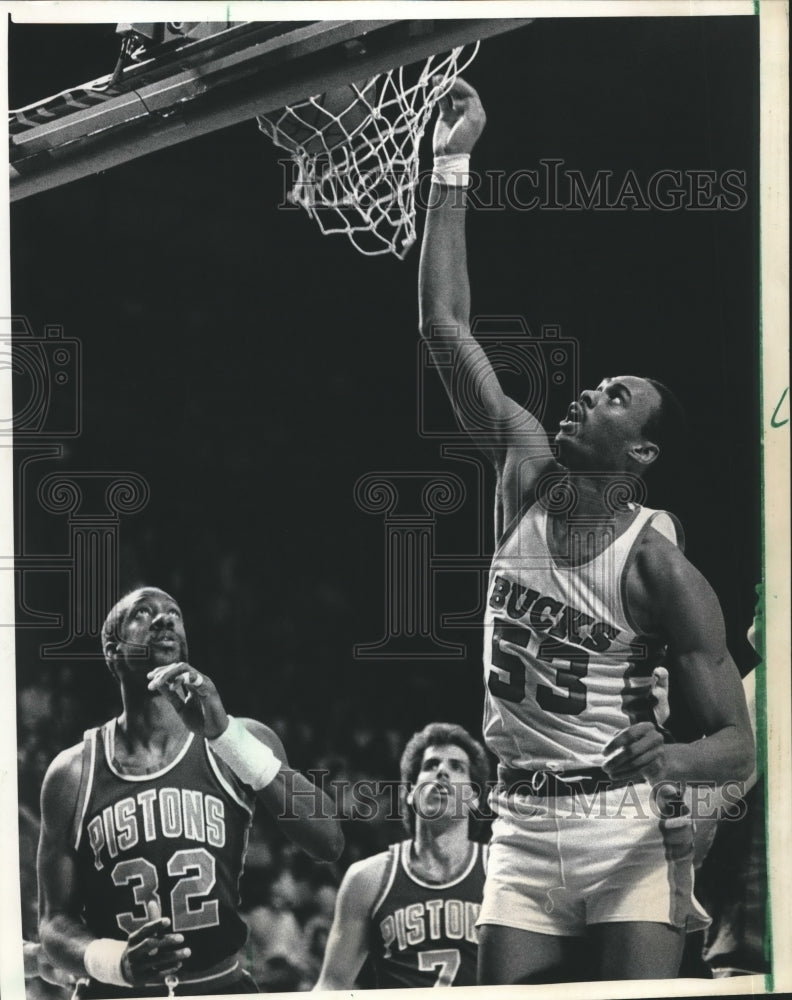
top-left (15, 552), bottom-right (767, 994)
top-left (17, 654), bottom-right (441, 995)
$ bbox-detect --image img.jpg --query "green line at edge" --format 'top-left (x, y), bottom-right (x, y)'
top-left (754, 1), bottom-right (773, 986)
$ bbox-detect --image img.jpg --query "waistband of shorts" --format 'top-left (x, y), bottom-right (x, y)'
top-left (144, 956), bottom-right (242, 989)
top-left (496, 764), bottom-right (640, 797)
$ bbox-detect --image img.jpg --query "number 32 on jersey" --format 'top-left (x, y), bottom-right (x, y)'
top-left (112, 848), bottom-right (219, 934)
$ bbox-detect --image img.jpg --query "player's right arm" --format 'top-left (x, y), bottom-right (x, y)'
top-left (312, 853), bottom-right (388, 991)
top-left (606, 537), bottom-right (755, 787)
top-left (419, 79), bottom-right (554, 482)
top-left (37, 746), bottom-right (189, 986)
top-left (38, 746), bottom-right (102, 973)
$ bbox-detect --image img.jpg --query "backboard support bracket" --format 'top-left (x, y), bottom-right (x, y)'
top-left (9, 18), bottom-right (533, 201)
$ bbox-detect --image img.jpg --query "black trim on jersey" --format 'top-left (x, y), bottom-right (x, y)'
top-left (72, 728), bottom-right (98, 851)
top-left (205, 743), bottom-right (256, 815)
top-left (665, 511), bottom-right (686, 554)
top-left (102, 720), bottom-right (195, 782)
top-left (371, 843), bottom-right (400, 916)
top-left (399, 840), bottom-right (480, 890)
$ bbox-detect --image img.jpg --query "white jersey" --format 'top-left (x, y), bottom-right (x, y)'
top-left (483, 501), bottom-right (680, 771)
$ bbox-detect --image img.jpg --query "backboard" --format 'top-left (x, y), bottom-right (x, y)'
top-left (9, 18), bottom-right (533, 201)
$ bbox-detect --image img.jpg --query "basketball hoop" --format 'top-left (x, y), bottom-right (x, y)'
top-left (257, 44), bottom-right (480, 259)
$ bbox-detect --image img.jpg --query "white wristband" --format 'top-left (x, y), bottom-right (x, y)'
top-left (432, 153), bottom-right (471, 188)
top-left (209, 716), bottom-right (282, 790)
top-left (84, 938), bottom-right (129, 987)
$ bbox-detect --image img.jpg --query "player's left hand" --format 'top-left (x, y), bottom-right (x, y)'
top-left (147, 663), bottom-right (229, 739)
top-left (432, 77), bottom-right (486, 156)
top-left (602, 722), bottom-right (667, 783)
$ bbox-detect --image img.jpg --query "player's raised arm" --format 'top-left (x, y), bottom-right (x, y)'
top-left (313, 857), bottom-right (384, 991)
top-left (148, 664), bottom-right (344, 862)
top-left (419, 78), bottom-right (552, 469)
top-left (38, 748), bottom-right (189, 987)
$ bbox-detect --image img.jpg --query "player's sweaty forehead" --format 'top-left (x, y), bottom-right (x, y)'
top-left (420, 744), bottom-right (471, 774)
top-left (114, 587), bottom-right (180, 624)
top-left (596, 375), bottom-right (657, 399)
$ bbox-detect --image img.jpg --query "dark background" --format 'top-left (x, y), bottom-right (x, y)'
top-left (10, 15), bottom-right (761, 975)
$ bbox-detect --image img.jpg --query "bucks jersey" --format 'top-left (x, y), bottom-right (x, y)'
top-left (72, 720), bottom-right (255, 971)
top-left (369, 840), bottom-right (487, 988)
top-left (484, 503), bottom-right (680, 771)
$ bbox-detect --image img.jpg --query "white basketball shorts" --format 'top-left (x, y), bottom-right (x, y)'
top-left (478, 782), bottom-right (711, 937)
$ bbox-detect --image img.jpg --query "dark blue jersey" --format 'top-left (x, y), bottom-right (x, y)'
top-left (73, 721), bottom-right (255, 972)
top-left (369, 839), bottom-right (487, 988)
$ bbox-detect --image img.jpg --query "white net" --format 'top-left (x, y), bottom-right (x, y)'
top-left (257, 44), bottom-right (479, 259)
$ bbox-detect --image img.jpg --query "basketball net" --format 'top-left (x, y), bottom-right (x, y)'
top-left (257, 44), bottom-right (479, 259)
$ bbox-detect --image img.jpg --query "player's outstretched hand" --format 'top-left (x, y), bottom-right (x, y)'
top-left (147, 663), bottom-right (229, 739)
top-left (121, 901), bottom-right (191, 986)
top-left (432, 77), bottom-right (486, 156)
top-left (602, 722), bottom-right (667, 784)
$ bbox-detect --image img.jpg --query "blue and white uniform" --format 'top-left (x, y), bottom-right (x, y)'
top-left (369, 840), bottom-right (488, 988)
top-left (477, 502), bottom-right (710, 935)
top-left (72, 720), bottom-right (257, 996)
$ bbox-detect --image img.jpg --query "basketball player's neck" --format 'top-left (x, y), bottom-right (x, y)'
top-left (412, 820), bottom-right (471, 881)
top-left (117, 684), bottom-right (188, 750)
top-left (557, 470), bottom-right (637, 520)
